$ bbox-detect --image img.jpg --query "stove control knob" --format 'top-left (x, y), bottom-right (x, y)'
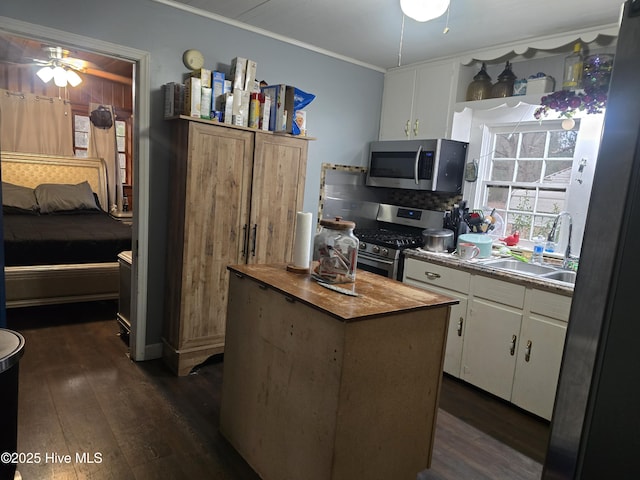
top-left (359, 242), bottom-right (367, 250)
top-left (381, 248), bottom-right (389, 257)
top-left (372, 245), bottom-right (380, 254)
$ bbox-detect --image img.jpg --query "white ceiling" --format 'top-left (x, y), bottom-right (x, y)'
top-left (158, 0), bottom-right (623, 71)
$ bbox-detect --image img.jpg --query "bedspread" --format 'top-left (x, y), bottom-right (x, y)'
top-left (3, 212), bottom-right (132, 266)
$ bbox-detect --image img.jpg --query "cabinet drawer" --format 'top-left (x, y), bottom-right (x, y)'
top-left (528, 289), bottom-right (572, 321)
top-left (404, 258), bottom-right (471, 294)
top-left (471, 275), bottom-right (525, 309)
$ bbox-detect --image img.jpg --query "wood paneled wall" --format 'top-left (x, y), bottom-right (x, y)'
top-left (0, 63), bottom-right (132, 113)
top-left (0, 62), bottom-right (134, 199)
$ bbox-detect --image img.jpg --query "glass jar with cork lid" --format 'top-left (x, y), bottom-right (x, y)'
top-left (312, 216), bottom-right (359, 284)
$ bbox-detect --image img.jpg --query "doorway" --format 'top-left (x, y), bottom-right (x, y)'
top-left (0, 16), bottom-right (151, 360)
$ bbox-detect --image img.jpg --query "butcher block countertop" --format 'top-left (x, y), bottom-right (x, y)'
top-left (227, 263), bottom-right (458, 322)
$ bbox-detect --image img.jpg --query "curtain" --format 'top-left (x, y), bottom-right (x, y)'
top-left (0, 89), bottom-right (74, 155)
top-left (88, 103), bottom-right (120, 212)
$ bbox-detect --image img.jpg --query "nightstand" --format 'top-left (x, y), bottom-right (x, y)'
top-left (110, 210), bottom-right (133, 225)
top-left (117, 251), bottom-right (132, 338)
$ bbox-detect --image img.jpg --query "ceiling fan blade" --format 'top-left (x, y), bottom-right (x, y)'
top-left (61, 57), bottom-right (91, 71)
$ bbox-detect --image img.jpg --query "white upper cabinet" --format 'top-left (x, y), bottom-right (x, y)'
top-left (379, 25), bottom-right (619, 142)
top-left (379, 60), bottom-right (458, 140)
top-left (379, 68), bottom-right (416, 140)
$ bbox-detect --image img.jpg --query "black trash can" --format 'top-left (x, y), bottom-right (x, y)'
top-left (0, 329), bottom-right (25, 480)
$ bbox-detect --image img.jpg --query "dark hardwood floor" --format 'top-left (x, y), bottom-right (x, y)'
top-left (6, 301), bottom-right (548, 479)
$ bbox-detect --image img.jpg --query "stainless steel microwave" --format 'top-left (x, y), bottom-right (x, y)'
top-left (366, 139), bottom-right (469, 193)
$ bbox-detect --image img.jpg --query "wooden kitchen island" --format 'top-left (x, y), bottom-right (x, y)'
top-left (220, 264), bottom-right (457, 480)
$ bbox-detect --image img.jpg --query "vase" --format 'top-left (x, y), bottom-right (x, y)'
top-left (583, 54), bottom-right (615, 89)
top-left (466, 62), bottom-right (493, 101)
top-left (491, 61), bottom-right (516, 98)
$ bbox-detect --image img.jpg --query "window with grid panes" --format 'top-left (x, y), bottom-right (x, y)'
top-left (116, 119), bottom-right (127, 183)
top-left (481, 120), bottom-right (578, 245)
top-left (73, 114), bottom-right (131, 185)
top-left (74, 114), bottom-right (90, 158)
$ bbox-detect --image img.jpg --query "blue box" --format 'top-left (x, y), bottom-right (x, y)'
top-left (212, 71), bottom-right (225, 109)
top-left (260, 84), bottom-right (287, 132)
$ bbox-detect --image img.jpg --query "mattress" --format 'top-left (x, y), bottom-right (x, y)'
top-left (3, 211), bottom-right (132, 266)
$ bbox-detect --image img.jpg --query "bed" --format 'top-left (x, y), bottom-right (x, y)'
top-left (1, 151), bottom-right (132, 308)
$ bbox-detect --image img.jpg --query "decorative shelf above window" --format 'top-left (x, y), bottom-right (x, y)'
top-left (454, 93), bottom-right (544, 113)
top-left (457, 24), bottom-right (619, 66)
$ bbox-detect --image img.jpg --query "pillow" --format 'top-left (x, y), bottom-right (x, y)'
top-left (34, 181), bottom-right (99, 214)
top-left (2, 182), bottom-right (39, 214)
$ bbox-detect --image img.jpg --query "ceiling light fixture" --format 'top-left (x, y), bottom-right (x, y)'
top-left (36, 66), bottom-right (54, 83)
top-left (36, 64), bottom-right (83, 87)
top-left (400, 0), bottom-right (450, 22)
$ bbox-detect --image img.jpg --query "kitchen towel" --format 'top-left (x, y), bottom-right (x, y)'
top-left (292, 211), bottom-right (313, 268)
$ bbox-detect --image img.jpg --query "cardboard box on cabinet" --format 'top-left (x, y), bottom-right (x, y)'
top-left (232, 89), bottom-right (250, 127)
top-left (190, 68), bottom-right (211, 88)
top-left (184, 77), bottom-right (202, 117)
top-left (260, 84), bottom-right (287, 132)
top-left (200, 87), bottom-right (212, 119)
top-left (260, 94), bottom-right (271, 131)
top-left (527, 76), bottom-right (555, 94)
top-left (245, 59), bottom-right (257, 91)
top-left (230, 57), bottom-right (247, 91)
top-left (259, 84), bottom-right (315, 134)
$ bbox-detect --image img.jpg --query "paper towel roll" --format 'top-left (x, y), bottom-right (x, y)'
top-left (292, 212), bottom-right (313, 269)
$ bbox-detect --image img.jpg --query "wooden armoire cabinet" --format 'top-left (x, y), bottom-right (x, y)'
top-left (163, 116), bottom-right (310, 375)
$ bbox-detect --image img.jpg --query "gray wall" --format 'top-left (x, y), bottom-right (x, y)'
top-left (2, 0), bottom-right (384, 345)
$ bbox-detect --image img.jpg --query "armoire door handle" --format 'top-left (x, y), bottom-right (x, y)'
top-left (251, 224), bottom-right (257, 256)
top-left (242, 224), bottom-right (249, 257)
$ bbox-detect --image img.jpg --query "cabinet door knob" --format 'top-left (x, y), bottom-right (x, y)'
top-left (413, 119), bottom-right (419, 137)
top-left (525, 340), bottom-right (532, 362)
top-left (457, 317), bottom-right (463, 337)
top-left (509, 334), bottom-right (517, 356)
top-left (404, 120), bottom-right (410, 137)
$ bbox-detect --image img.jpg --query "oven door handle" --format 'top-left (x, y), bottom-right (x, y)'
top-left (358, 254), bottom-right (396, 267)
top-left (414, 145), bottom-right (423, 185)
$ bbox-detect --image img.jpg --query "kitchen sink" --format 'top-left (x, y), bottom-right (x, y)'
top-left (540, 270), bottom-right (577, 284)
top-left (480, 258), bottom-right (576, 285)
top-left (480, 259), bottom-right (557, 276)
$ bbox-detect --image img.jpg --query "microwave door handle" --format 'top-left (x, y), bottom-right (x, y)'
top-left (414, 145), bottom-right (423, 185)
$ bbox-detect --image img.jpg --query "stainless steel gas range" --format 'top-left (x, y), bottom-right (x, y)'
top-left (354, 204), bottom-right (444, 280)
top-left (319, 167), bottom-right (444, 281)
top-left (324, 204), bottom-right (443, 280)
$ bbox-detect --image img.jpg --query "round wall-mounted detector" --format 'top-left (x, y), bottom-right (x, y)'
top-left (182, 49), bottom-right (204, 70)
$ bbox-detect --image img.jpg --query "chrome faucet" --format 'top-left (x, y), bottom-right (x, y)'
top-left (547, 211), bottom-right (573, 269)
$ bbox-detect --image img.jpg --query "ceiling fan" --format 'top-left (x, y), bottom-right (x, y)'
top-left (32, 46), bottom-right (91, 87)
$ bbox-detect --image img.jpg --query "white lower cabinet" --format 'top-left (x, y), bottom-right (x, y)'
top-left (511, 290), bottom-right (570, 419)
top-left (404, 258), bottom-right (470, 377)
top-left (403, 257), bottom-right (571, 420)
top-left (462, 275), bottom-right (525, 400)
top-left (462, 296), bottom-right (523, 401)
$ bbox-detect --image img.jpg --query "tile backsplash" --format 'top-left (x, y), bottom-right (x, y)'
top-left (383, 188), bottom-right (462, 212)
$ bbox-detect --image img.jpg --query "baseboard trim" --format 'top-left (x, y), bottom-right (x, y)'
top-left (144, 342), bottom-right (163, 360)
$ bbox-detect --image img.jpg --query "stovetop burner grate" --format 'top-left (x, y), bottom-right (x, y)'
top-left (355, 229), bottom-right (424, 250)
